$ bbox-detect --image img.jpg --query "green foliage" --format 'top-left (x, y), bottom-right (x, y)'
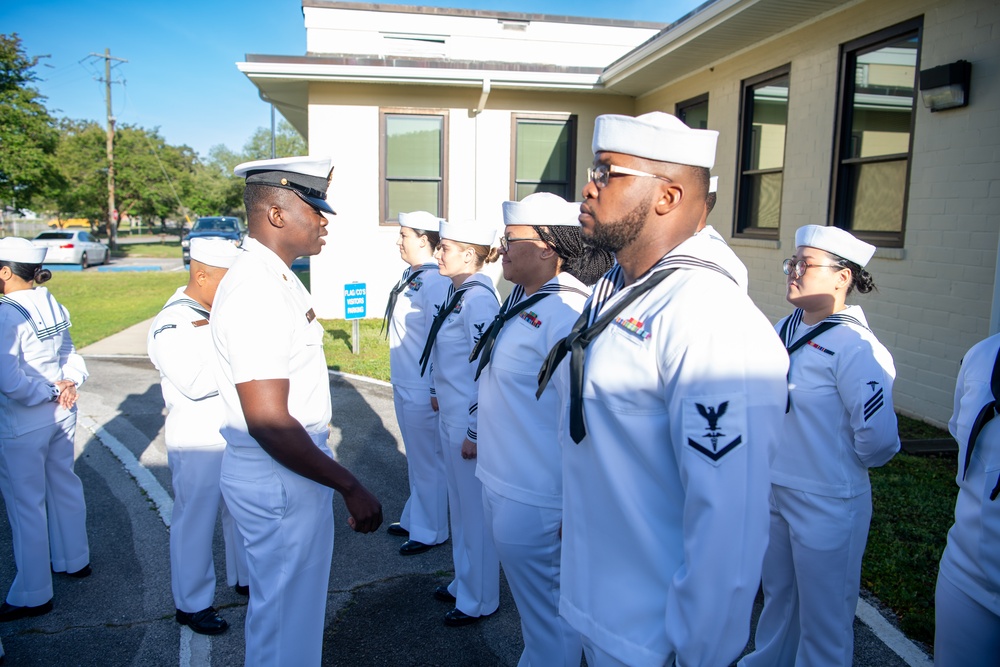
top-left (239, 119), bottom-right (307, 161)
top-left (0, 33), bottom-right (62, 210)
top-left (45, 271), bottom-right (186, 348)
top-left (320, 319), bottom-right (391, 382)
top-left (865, 452), bottom-right (957, 647)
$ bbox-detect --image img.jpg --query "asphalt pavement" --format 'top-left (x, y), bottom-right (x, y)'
top-left (0, 321), bottom-right (932, 666)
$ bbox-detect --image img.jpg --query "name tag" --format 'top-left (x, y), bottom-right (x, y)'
top-left (305, 308), bottom-right (316, 323)
top-left (191, 319), bottom-right (209, 328)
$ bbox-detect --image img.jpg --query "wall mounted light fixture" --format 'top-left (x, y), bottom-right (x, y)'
top-left (919, 59), bottom-right (971, 112)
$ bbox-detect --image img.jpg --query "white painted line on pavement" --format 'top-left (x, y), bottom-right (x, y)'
top-left (329, 369), bottom-right (392, 388)
top-left (79, 414), bottom-right (173, 528)
top-left (856, 598), bottom-right (932, 666)
top-left (179, 626), bottom-right (212, 667)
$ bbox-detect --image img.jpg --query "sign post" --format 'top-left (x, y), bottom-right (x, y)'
top-left (344, 282), bottom-right (367, 355)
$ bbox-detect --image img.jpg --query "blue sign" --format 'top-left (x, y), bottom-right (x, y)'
top-left (344, 282), bottom-right (367, 320)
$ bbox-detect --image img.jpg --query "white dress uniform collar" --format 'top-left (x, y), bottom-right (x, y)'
top-left (0, 288), bottom-right (71, 340)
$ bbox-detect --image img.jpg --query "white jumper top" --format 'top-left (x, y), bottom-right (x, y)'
top-left (556, 227), bottom-right (788, 667)
top-left (476, 272), bottom-right (590, 509)
top-left (939, 333), bottom-right (1000, 616)
top-left (0, 287), bottom-right (87, 437)
top-left (388, 261), bottom-right (451, 391)
top-left (147, 287), bottom-right (225, 448)
top-left (773, 305), bottom-right (900, 498)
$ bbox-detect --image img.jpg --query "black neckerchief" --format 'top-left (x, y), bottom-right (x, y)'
top-left (418, 277), bottom-right (495, 376)
top-left (381, 265), bottom-right (427, 337)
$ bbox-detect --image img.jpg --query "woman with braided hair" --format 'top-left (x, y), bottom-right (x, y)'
top-left (473, 192), bottom-right (612, 666)
top-left (0, 237), bottom-right (90, 623)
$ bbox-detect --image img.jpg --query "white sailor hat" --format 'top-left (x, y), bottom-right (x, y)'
top-left (0, 237), bottom-right (47, 264)
top-left (439, 219), bottom-right (497, 247)
top-left (189, 237), bottom-right (241, 269)
top-left (795, 225), bottom-right (876, 267)
top-left (709, 176), bottom-right (718, 193)
top-left (502, 192), bottom-right (580, 228)
top-left (399, 211), bottom-right (444, 231)
top-left (593, 111), bottom-right (718, 169)
top-left (234, 156), bottom-right (336, 215)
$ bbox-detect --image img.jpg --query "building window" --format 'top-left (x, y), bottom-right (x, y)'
top-left (511, 115), bottom-right (576, 201)
top-left (676, 94), bottom-right (709, 129)
top-left (735, 66), bottom-right (790, 238)
top-left (831, 18), bottom-right (921, 246)
top-left (380, 110), bottom-right (447, 225)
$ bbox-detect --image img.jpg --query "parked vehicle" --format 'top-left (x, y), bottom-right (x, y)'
top-left (181, 216), bottom-right (245, 266)
top-left (31, 230), bottom-right (110, 268)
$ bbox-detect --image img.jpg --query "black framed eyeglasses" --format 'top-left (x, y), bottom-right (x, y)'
top-left (499, 235), bottom-right (543, 252)
top-left (587, 164), bottom-right (672, 189)
top-left (781, 258), bottom-right (843, 279)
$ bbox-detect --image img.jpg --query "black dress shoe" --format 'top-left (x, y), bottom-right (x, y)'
top-left (67, 564), bottom-right (92, 578)
top-left (433, 585), bottom-right (456, 603)
top-left (234, 584), bottom-right (249, 596)
top-left (386, 522), bottom-right (409, 537)
top-left (443, 607), bottom-right (488, 627)
top-left (176, 607), bottom-right (229, 635)
top-left (399, 539), bottom-right (435, 556)
top-left (0, 599), bottom-right (53, 622)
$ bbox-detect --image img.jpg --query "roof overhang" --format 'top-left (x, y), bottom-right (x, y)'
top-left (601, 0), bottom-right (858, 97)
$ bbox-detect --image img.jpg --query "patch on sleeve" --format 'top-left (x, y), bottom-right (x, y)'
top-left (862, 379), bottom-right (884, 422)
top-left (683, 394), bottom-right (747, 465)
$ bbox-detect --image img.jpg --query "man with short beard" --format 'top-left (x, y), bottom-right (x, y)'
top-left (537, 112), bottom-right (788, 667)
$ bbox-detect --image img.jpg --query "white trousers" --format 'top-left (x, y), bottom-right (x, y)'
top-left (167, 442), bottom-right (249, 613)
top-left (221, 441), bottom-right (335, 667)
top-left (0, 416), bottom-right (89, 607)
top-left (393, 386), bottom-right (448, 545)
top-left (483, 487), bottom-right (582, 667)
top-left (934, 571), bottom-right (1000, 667)
top-left (440, 419), bottom-right (499, 617)
top-left (742, 486), bottom-right (872, 667)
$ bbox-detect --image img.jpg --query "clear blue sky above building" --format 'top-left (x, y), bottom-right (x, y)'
top-left (4, 0), bottom-right (704, 158)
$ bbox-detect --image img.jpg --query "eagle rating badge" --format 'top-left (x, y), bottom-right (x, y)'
top-left (683, 395), bottom-right (747, 465)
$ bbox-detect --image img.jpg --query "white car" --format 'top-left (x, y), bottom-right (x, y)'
top-left (32, 230), bottom-right (110, 268)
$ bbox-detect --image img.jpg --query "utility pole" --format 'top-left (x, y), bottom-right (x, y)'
top-left (90, 48), bottom-right (127, 250)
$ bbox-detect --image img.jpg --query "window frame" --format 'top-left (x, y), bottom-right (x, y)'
top-left (509, 113), bottom-right (577, 202)
top-left (675, 93), bottom-right (709, 130)
top-left (379, 108), bottom-right (449, 226)
top-left (734, 64), bottom-right (791, 239)
top-left (829, 17), bottom-right (922, 248)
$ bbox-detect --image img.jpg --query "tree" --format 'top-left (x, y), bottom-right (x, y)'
top-left (0, 33), bottom-right (62, 213)
top-left (240, 119), bottom-right (306, 161)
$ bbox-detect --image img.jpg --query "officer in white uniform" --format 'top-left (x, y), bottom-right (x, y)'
top-left (212, 156), bottom-right (383, 666)
top-left (384, 211), bottom-right (451, 555)
top-left (742, 225), bottom-right (899, 667)
top-left (475, 192), bottom-right (611, 666)
top-left (147, 237), bottom-right (249, 635)
top-left (935, 332), bottom-right (1000, 667)
top-left (0, 237), bottom-right (90, 622)
top-left (537, 112), bottom-right (788, 667)
top-left (419, 219), bottom-right (501, 626)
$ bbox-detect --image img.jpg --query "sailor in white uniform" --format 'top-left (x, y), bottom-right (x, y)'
top-left (0, 237), bottom-right (90, 622)
top-left (418, 219), bottom-right (501, 626)
top-left (213, 157), bottom-right (383, 666)
top-left (741, 224), bottom-right (899, 667)
top-left (536, 112), bottom-right (788, 667)
top-left (147, 237), bottom-right (249, 635)
top-left (474, 192), bottom-right (611, 666)
top-left (384, 211), bottom-right (451, 555)
top-left (935, 332), bottom-right (1000, 667)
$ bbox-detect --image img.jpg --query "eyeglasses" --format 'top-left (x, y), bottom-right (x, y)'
top-left (781, 258), bottom-right (843, 279)
top-left (587, 164), bottom-right (672, 189)
top-left (499, 235), bottom-right (543, 252)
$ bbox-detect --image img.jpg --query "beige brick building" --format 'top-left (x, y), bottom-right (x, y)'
top-left (239, 0), bottom-right (999, 426)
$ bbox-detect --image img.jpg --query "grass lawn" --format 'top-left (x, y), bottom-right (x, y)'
top-left (111, 241), bottom-right (182, 259)
top-left (45, 271), bottom-right (186, 348)
top-left (45, 271), bottom-right (960, 649)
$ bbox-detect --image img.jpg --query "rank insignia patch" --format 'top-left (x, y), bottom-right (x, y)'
top-left (683, 395), bottom-right (747, 465)
top-left (862, 379), bottom-right (884, 422)
top-left (518, 310), bottom-right (542, 328)
top-left (613, 316), bottom-right (651, 342)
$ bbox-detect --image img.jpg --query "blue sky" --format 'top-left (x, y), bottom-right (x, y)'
top-left (4, 0), bottom-right (705, 158)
